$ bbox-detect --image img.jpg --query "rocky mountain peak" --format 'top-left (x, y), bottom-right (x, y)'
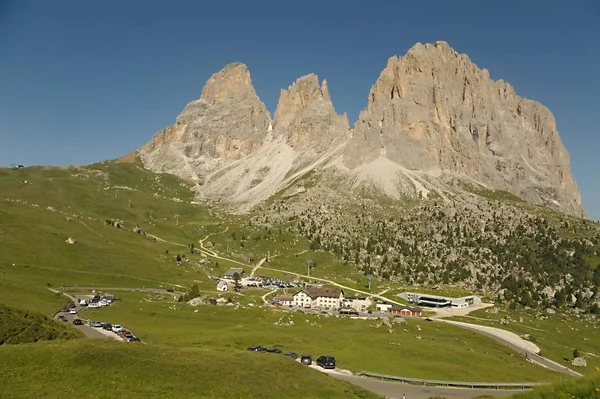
top-left (199, 62), bottom-right (258, 105)
top-left (344, 42), bottom-right (584, 217)
top-left (140, 62), bottom-right (270, 166)
top-left (273, 74), bottom-right (348, 150)
top-left (138, 42), bottom-right (584, 217)
top-left (273, 74), bottom-right (331, 129)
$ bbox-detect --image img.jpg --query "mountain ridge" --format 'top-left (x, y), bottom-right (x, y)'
top-left (138, 41), bottom-right (585, 218)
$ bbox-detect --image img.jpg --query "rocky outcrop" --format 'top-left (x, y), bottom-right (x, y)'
top-left (139, 66), bottom-right (348, 209)
top-left (273, 74), bottom-right (349, 151)
top-left (343, 41), bottom-right (583, 216)
top-left (138, 42), bottom-right (584, 217)
top-left (141, 63), bottom-right (270, 167)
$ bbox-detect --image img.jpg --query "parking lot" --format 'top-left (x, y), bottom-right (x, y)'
top-left (54, 293), bottom-right (140, 343)
top-left (238, 276), bottom-right (299, 289)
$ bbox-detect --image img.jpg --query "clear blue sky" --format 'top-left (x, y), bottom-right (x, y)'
top-left (1, 1), bottom-right (598, 219)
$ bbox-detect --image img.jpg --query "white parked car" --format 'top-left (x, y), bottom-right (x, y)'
top-left (111, 324), bottom-right (123, 333)
top-left (69, 309), bottom-right (77, 314)
top-left (88, 302), bottom-right (100, 308)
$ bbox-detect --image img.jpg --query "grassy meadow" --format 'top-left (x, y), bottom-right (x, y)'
top-left (81, 291), bottom-right (560, 382)
top-left (0, 339), bottom-right (379, 399)
top-left (510, 371), bottom-right (600, 399)
top-left (0, 160), bottom-right (591, 390)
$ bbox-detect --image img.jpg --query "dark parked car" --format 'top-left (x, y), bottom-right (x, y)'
top-left (247, 346), bottom-right (265, 352)
top-left (283, 352), bottom-right (298, 360)
top-left (57, 315), bottom-right (67, 322)
top-left (316, 355), bottom-right (336, 369)
top-left (300, 354), bottom-right (312, 365)
top-left (166, 289), bottom-right (174, 293)
top-left (265, 348), bottom-right (282, 354)
top-left (72, 319), bottom-right (83, 325)
top-left (102, 323), bottom-right (113, 331)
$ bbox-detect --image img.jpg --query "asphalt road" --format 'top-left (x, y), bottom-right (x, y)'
top-left (331, 374), bottom-right (523, 399)
top-left (51, 291), bottom-right (121, 340)
top-left (438, 320), bottom-right (581, 377)
top-left (54, 306), bottom-right (111, 339)
top-left (57, 286), bottom-right (185, 296)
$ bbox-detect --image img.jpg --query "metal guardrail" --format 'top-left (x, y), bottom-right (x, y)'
top-left (355, 371), bottom-right (546, 389)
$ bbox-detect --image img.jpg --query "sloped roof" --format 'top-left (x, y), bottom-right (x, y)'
top-left (223, 268), bottom-right (244, 277)
top-left (296, 287), bottom-right (342, 300)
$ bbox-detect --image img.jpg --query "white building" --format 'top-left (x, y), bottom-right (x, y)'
top-left (376, 303), bottom-right (393, 312)
top-left (272, 295), bottom-right (294, 307)
top-left (293, 287), bottom-right (345, 309)
top-left (216, 280), bottom-right (229, 292)
top-left (341, 297), bottom-right (371, 312)
top-left (399, 292), bottom-right (481, 308)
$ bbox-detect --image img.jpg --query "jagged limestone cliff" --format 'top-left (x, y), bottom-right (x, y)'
top-left (139, 42), bottom-right (584, 217)
top-left (344, 42), bottom-right (582, 216)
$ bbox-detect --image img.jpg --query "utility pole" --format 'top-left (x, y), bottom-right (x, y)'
top-left (368, 274), bottom-right (372, 290)
top-left (128, 200), bottom-right (131, 208)
top-left (306, 259), bottom-right (311, 277)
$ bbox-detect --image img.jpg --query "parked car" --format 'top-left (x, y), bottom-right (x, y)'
top-left (57, 315), bottom-right (67, 322)
top-left (69, 309), bottom-right (77, 314)
top-left (300, 354), bottom-right (312, 365)
top-left (316, 355), bottom-right (336, 369)
top-left (72, 319), bottom-right (83, 325)
top-left (265, 348), bottom-right (282, 354)
top-left (283, 352), bottom-right (298, 360)
top-left (247, 346), bottom-right (265, 352)
top-left (91, 321), bottom-right (103, 328)
top-left (61, 307), bottom-right (69, 312)
top-left (425, 318), bottom-right (433, 322)
top-left (122, 332), bottom-right (135, 341)
top-left (166, 289), bottom-right (174, 293)
top-left (102, 323), bottom-right (112, 331)
top-left (112, 324), bottom-right (124, 333)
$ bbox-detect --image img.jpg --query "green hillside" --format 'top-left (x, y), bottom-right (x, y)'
top-left (510, 372), bottom-right (600, 399)
top-left (0, 304), bottom-right (83, 345)
top-left (0, 159), bottom-right (596, 389)
top-left (0, 339), bottom-right (379, 399)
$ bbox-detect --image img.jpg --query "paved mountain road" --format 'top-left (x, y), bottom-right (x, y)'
top-left (331, 374), bottom-right (521, 399)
